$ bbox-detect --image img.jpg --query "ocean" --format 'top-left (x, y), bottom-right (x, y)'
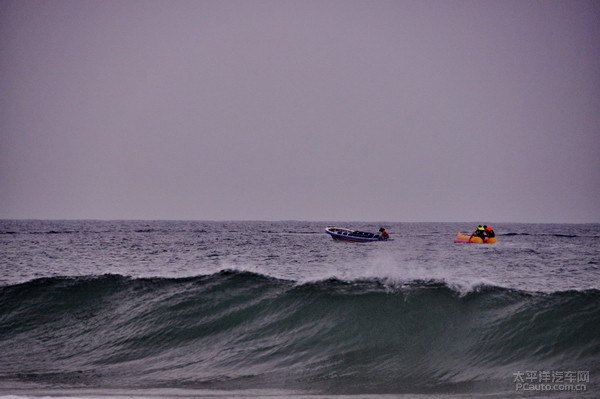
top-left (0, 220), bottom-right (598, 398)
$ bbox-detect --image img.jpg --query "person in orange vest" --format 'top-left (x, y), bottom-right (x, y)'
top-left (484, 225), bottom-right (495, 238)
top-left (378, 227), bottom-right (389, 240)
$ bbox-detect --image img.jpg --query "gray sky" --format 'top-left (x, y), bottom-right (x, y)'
top-left (2, 0), bottom-right (599, 222)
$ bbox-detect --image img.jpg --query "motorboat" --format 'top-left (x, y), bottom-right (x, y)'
top-left (325, 227), bottom-right (387, 242)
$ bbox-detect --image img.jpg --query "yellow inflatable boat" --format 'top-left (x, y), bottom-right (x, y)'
top-left (454, 233), bottom-right (497, 244)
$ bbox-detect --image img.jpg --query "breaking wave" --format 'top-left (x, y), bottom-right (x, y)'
top-left (0, 271), bottom-right (598, 395)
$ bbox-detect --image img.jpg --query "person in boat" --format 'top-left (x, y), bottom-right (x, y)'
top-left (484, 225), bottom-right (495, 238)
top-left (378, 227), bottom-right (389, 240)
top-left (471, 225), bottom-right (486, 241)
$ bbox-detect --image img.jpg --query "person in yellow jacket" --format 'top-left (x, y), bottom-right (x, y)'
top-left (471, 225), bottom-right (486, 241)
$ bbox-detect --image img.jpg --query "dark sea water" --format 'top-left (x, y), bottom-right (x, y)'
top-left (0, 220), bottom-right (599, 398)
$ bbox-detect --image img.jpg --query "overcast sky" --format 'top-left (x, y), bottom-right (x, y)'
top-left (1, 0), bottom-right (599, 222)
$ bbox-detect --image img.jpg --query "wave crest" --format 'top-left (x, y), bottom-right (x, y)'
top-left (0, 271), bottom-right (599, 394)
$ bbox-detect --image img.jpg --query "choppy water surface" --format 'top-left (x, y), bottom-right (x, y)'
top-left (1, 221), bottom-right (599, 398)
